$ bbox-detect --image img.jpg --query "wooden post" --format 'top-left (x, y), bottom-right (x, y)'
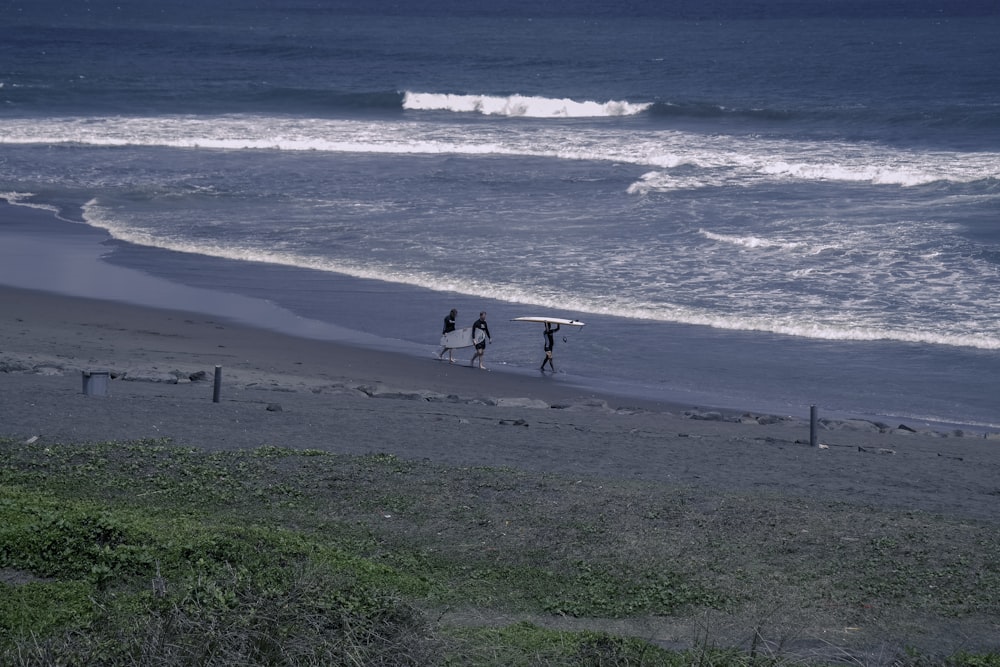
top-left (810, 405), bottom-right (818, 448)
top-left (213, 365), bottom-right (222, 403)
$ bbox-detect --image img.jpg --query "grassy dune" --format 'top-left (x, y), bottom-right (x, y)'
top-left (2, 437), bottom-right (999, 665)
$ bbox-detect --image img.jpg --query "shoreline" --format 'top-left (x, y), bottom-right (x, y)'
top-left (0, 198), bottom-right (761, 420)
top-left (0, 282), bottom-right (668, 412)
top-left (1, 198), bottom-right (996, 434)
top-left (0, 199), bottom-right (678, 410)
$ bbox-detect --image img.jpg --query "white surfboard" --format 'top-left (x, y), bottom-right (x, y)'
top-left (511, 316), bottom-right (585, 327)
top-left (440, 326), bottom-right (486, 349)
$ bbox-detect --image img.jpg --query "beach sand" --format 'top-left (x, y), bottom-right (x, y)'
top-left (3, 283), bottom-right (999, 525)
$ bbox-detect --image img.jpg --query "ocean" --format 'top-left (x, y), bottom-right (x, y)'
top-left (2, 0), bottom-right (999, 429)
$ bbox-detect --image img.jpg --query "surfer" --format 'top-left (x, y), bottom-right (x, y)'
top-left (540, 322), bottom-right (560, 372)
top-left (470, 311), bottom-right (492, 370)
top-left (438, 308), bottom-right (458, 362)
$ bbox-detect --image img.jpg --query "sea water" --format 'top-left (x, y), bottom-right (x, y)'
top-left (1, 0), bottom-right (999, 428)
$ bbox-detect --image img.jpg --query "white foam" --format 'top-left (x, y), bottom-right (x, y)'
top-left (627, 170), bottom-right (735, 193)
top-left (757, 160), bottom-right (946, 187)
top-left (481, 286), bottom-right (1000, 350)
top-left (79, 198), bottom-right (1000, 353)
top-left (700, 230), bottom-right (807, 252)
top-left (0, 191), bottom-right (61, 216)
top-left (527, 294), bottom-right (1000, 351)
top-left (7, 114), bottom-right (995, 355)
top-left (1, 114), bottom-right (996, 189)
top-left (402, 91), bottom-right (652, 118)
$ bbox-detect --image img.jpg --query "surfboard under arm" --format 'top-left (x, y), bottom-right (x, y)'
top-left (440, 325), bottom-right (485, 349)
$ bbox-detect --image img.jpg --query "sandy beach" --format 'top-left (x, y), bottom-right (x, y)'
top-left (3, 282), bottom-right (1000, 526)
top-left (5, 262), bottom-right (1000, 660)
top-left (4, 203), bottom-right (1000, 659)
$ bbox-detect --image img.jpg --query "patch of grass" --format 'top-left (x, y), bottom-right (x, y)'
top-left (0, 580), bottom-right (92, 639)
top-left (539, 562), bottom-right (726, 617)
top-left (7, 563), bottom-right (437, 666)
top-left (0, 489), bottom-right (429, 600)
top-left (443, 621), bottom-right (687, 666)
top-left (0, 492), bottom-right (157, 584)
top-left (2, 436), bottom-right (1000, 664)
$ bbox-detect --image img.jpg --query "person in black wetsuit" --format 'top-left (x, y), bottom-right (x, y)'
top-left (438, 308), bottom-right (458, 362)
top-left (540, 322), bottom-right (560, 372)
top-left (470, 311), bottom-right (492, 369)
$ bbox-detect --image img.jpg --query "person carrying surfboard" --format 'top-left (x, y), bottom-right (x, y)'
top-left (540, 322), bottom-right (560, 372)
top-left (438, 308), bottom-right (458, 362)
top-left (470, 311), bottom-right (492, 370)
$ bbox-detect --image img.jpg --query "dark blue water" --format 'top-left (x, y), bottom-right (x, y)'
top-left (2, 0), bottom-right (999, 428)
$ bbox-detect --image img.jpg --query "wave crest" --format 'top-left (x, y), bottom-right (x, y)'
top-left (402, 91), bottom-right (651, 118)
top-left (700, 230), bottom-right (807, 251)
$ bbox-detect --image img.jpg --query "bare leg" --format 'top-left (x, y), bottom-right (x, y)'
top-left (541, 351), bottom-right (554, 371)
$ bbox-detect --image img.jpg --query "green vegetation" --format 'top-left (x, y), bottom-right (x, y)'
top-left (1, 437), bottom-right (999, 665)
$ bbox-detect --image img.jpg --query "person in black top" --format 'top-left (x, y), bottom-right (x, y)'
top-left (470, 311), bottom-right (492, 369)
top-left (438, 308), bottom-right (458, 362)
top-left (540, 322), bottom-right (560, 372)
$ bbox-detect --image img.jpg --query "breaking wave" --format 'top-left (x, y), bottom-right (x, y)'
top-left (402, 91), bottom-right (651, 118)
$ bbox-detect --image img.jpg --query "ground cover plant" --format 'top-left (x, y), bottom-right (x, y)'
top-left (2, 437), bottom-right (999, 665)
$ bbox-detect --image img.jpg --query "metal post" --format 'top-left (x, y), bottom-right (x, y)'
top-left (810, 405), bottom-right (818, 448)
top-left (213, 365), bottom-right (222, 403)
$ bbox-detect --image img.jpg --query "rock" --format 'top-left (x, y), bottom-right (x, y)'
top-left (414, 391), bottom-right (451, 402)
top-left (120, 370), bottom-right (178, 383)
top-left (375, 392), bottom-right (429, 401)
top-left (552, 398), bottom-right (611, 412)
top-left (266, 403), bottom-right (283, 412)
top-left (826, 419), bottom-right (883, 433)
top-left (496, 397), bottom-right (549, 409)
top-left (858, 446), bottom-right (896, 455)
top-left (755, 414), bottom-right (789, 426)
top-left (685, 410), bottom-right (725, 421)
top-left (0, 359), bottom-right (33, 373)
